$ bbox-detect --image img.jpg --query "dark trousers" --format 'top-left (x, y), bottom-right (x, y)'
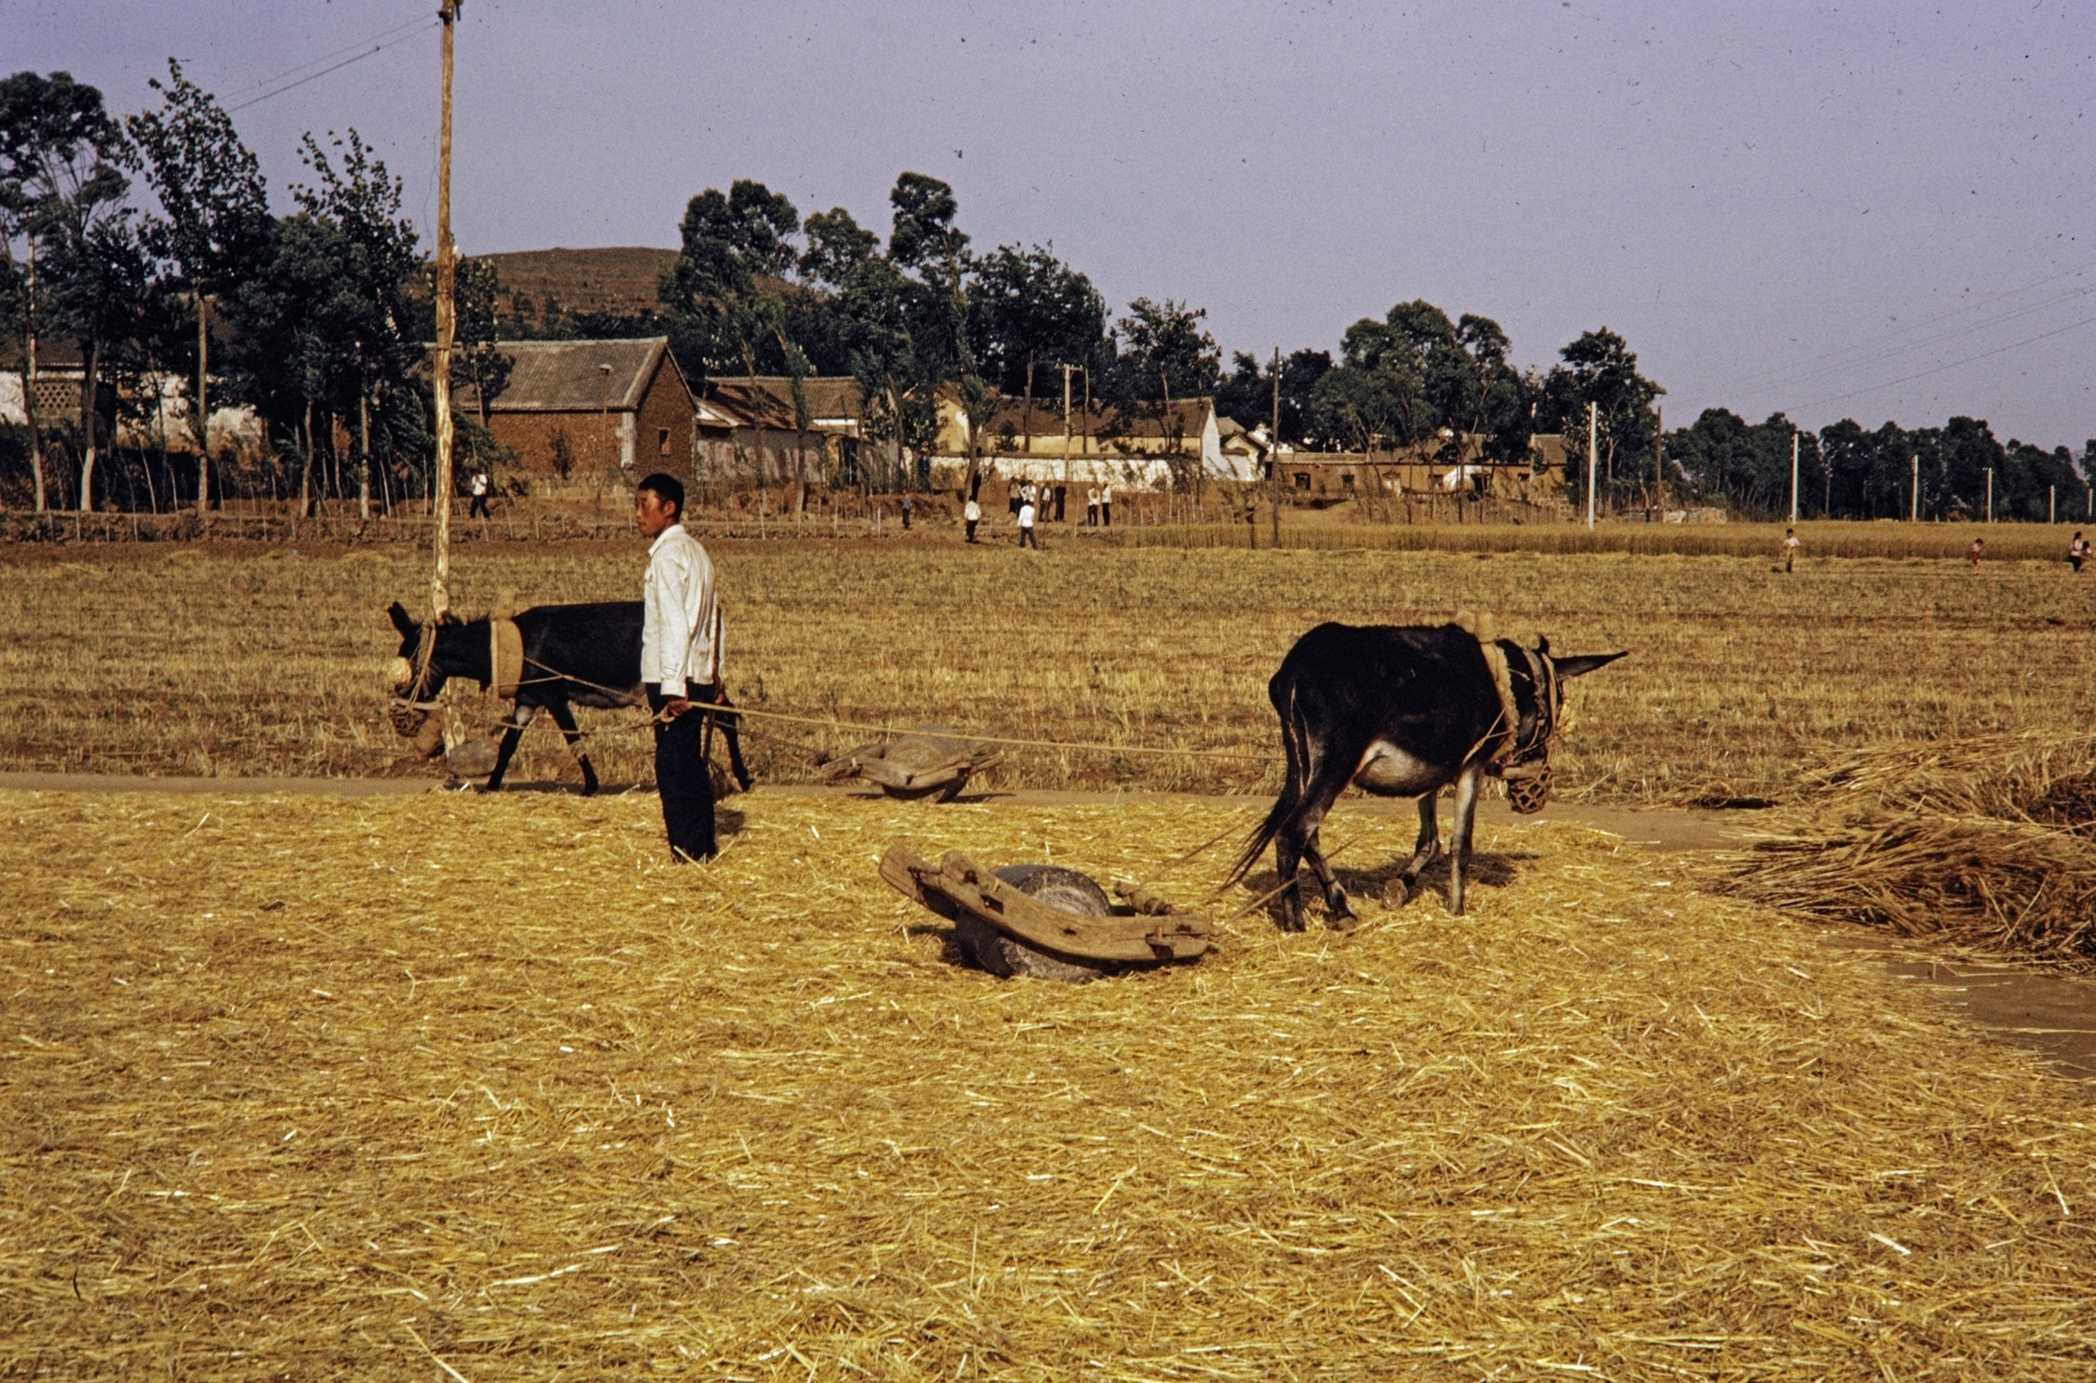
top-left (1018, 525), bottom-right (1038, 548)
top-left (965, 519), bottom-right (978, 542)
top-left (469, 494), bottom-right (490, 518)
top-left (1101, 504), bottom-right (1111, 528)
top-left (646, 683), bottom-right (717, 862)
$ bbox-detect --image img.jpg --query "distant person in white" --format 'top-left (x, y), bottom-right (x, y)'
top-left (963, 495), bottom-right (981, 542)
top-left (1017, 497), bottom-right (1039, 548)
top-left (1100, 481), bottom-right (1113, 527)
top-left (468, 468), bottom-right (491, 518)
top-left (635, 472), bottom-right (719, 862)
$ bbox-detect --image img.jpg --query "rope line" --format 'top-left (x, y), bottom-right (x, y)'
top-left (508, 653), bottom-right (1281, 764)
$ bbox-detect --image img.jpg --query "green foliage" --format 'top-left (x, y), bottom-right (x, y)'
top-left (1539, 327), bottom-right (1664, 507)
top-left (1216, 349), bottom-right (1332, 446)
top-left (970, 242), bottom-right (1104, 399)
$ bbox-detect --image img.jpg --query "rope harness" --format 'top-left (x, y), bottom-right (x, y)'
top-left (1455, 610), bottom-right (1558, 814)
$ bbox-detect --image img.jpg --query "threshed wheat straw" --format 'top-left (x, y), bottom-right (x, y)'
top-left (3, 786), bottom-right (2091, 1379)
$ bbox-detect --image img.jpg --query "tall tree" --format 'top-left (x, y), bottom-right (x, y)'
top-left (1, 70), bottom-right (130, 511)
top-left (1217, 348), bottom-right (1331, 447)
top-left (125, 59), bottom-right (268, 513)
top-left (660, 179), bottom-right (803, 384)
top-left (287, 130), bottom-right (422, 516)
top-left (887, 173), bottom-right (976, 487)
top-left (971, 242), bottom-right (1104, 450)
top-left (1538, 327), bottom-right (1663, 510)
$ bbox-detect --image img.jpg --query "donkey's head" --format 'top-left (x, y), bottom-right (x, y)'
top-left (1500, 636), bottom-right (1628, 813)
top-left (385, 602), bottom-right (473, 736)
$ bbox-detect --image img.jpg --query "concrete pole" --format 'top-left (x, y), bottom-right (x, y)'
top-left (1986, 468), bottom-right (1994, 524)
top-left (1911, 454), bottom-right (1919, 522)
top-left (1586, 402), bottom-right (1598, 530)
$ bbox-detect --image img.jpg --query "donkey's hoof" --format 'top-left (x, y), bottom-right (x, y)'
top-left (1383, 877), bottom-right (1416, 906)
top-left (1325, 908), bottom-right (1360, 932)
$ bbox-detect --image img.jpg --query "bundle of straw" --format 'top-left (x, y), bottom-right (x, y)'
top-left (1725, 733), bottom-right (2096, 968)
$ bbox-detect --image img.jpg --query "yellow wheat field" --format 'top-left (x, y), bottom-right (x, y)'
top-left (1, 534), bottom-right (2091, 804)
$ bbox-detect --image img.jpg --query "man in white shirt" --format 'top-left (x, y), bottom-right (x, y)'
top-left (963, 495), bottom-right (981, 543)
top-left (1100, 482), bottom-right (1113, 528)
top-left (635, 473), bottom-right (720, 863)
top-left (1017, 496), bottom-right (1038, 548)
top-left (469, 468), bottom-right (491, 519)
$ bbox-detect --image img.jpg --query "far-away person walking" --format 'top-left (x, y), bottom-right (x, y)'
top-left (1782, 527), bottom-right (1799, 573)
top-left (1969, 537), bottom-right (1984, 568)
top-left (469, 468), bottom-right (491, 519)
top-left (963, 495), bottom-right (981, 543)
top-left (2069, 531), bottom-right (2088, 572)
top-left (1018, 496), bottom-right (1038, 548)
top-left (635, 473), bottom-right (719, 864)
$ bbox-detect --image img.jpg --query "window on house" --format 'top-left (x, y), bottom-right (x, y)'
top-left (658, 428), bottom-right (671, 455)
top-left (1294, 472), bottom-right (1311, 492)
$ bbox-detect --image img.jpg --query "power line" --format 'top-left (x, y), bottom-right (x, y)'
top-left (1793, 311), bottom-right (2096, 413)
top-left (1733, 254), bottom-right (2096, 394)
top-left (228, 21), bottom-right (438, 113)
top-left (221, 14), bottom-right (434, 100)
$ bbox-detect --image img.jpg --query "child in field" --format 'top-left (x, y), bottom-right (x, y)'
top-left (1969, 537), bottom-right (1984, 567)
top-left (1782, 527), bottom-right (1800, 573)
top-left (2069, 531), bottom-right (2088, 572)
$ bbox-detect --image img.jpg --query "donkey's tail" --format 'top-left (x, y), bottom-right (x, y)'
top-left (1227, 683), bottom-right (1305, 884)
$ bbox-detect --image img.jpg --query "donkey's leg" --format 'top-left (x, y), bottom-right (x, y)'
top-left (1272, 818), bottom-right (1308, 933)
top-left (544, 700), bottom-right (597, 796)
top-left (1294, 762), bottom-right (1360, 928)
top-left (712, 690), bottom-right (753, 790)
top-left (1448, 764), bottom-right (1483, 916)
top-left (1393, 795), bottom-right (1442, 903)
top-left (482, 703), bottom-right (539, 792)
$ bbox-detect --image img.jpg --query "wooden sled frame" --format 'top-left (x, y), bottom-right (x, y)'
top-left (879, 843), bottom-right (1214, 964)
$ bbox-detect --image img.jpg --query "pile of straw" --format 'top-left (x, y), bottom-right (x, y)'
top-left (3, 787), bottom-right (2092, 1379)
top-left (1725, 733), bottom-right (2096, 969)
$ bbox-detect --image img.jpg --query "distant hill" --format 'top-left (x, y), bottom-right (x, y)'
top-left (477, 247), bottom-right (678, 321)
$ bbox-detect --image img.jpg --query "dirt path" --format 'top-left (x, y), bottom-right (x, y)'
top-left (5, 771), bottom-right (2088, 1084)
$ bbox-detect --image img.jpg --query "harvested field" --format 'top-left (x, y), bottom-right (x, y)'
top-left (2, 537), bottom-right (2091, 806)
top-left (3, 787), bottom-right (2092, 1380)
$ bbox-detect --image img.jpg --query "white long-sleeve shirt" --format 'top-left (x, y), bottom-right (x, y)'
top-left (641, 523), bottom-right (719, 697)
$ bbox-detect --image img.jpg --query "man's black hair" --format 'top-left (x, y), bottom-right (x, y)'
top-left (636, 472), bottom-right (685, 516)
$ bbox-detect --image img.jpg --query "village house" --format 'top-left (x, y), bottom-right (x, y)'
top-left (933, 395), bottom-right (1242, 486)
top-left (452, 337), bottom-right (695, 486)
top-left (696, 375), bottom-right (865, 483)
top-left (1261, 433), bottom-right (1569, 506)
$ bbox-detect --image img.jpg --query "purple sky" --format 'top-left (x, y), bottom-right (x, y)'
top-left (16, 1), bottom-right (2096, 449)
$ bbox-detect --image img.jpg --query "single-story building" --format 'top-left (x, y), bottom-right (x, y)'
top-left (452, 337), bottom-right (695, 481)
top-left (935, 395), bottom-right (1240, 486)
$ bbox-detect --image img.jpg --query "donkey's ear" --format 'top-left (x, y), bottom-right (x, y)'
top-left (387, 602), bottom-right (417, 637)
top-left (1555, 650), bottom-right (1628, 680)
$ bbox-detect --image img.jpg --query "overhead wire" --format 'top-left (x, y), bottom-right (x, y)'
top-left (1791, 310), bottom-right (2096, 412)
top-left (228, 19), bottom-right (439, 113)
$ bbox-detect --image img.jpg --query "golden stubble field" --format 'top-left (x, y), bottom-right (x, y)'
top-left (3, 788), bottom-right (2092, 1380)
top-left (0, 533), bottom-right (2091, 804)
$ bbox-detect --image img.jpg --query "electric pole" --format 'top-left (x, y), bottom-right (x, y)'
top-left (1653, 403), bottom-right (1662, 514)
top-left (1911, 454), bottom-right (1919, 522)
top-left (1789, 428), bottom-right (1799, 525)
top-left (1269, 347), bottom-right (1281, 550)
top-left (1986, 467), bottom-right (1994, 524)
top-left (429, 0), bottom-right (460, 620)
top-left (1586, 402), bottom-right (1598, 530)
top-left (1059, 363), bottom-right (1077, 494)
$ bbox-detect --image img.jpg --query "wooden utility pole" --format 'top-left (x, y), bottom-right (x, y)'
top-left (1986, 467), bottom-right (1994, 524)
top-left (1586, 402), bottom-right (1597, 530)
top-left (1059, 363), bottom-right (1077, 493)
top-left (1911, 454), bottom-right (1919, 522)
top-left (1652, 403), bottom-right (1662, 514)
top-left (1268, 347), bottom-right (1281, 549)
top-left (429, 0), bottom-right (460, 619)
top-left (1789, 428), bottom-right (1799, 524)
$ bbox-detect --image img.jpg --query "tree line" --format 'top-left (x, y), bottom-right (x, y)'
top-left (4, 63), bottom-right (2090, 518)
